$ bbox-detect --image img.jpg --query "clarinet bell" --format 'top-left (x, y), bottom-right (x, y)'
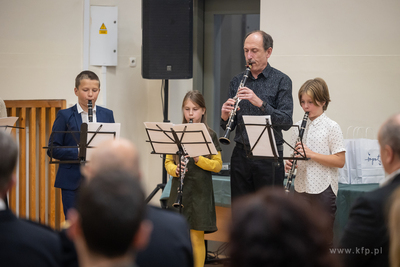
top-left (173, 191), bottom-right (184, 208)
top-left (219, 129), bottom-right (231, 145)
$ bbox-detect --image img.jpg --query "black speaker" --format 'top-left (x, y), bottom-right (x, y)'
top-left (142, 0), bottom-right (193, 79)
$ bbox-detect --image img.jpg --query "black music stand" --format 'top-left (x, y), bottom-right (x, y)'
top-left (144, 122), bottom-right (218, 210)
top-left (241, 115), bottom-right (308, 187)
top-left (46, 123), bottom-right (118, 167)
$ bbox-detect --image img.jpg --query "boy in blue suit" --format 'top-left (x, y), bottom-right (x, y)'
top-left (47, 70), bottom-right (115, 217)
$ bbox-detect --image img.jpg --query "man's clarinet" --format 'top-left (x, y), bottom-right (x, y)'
top-left (285, 112), bottom-right (309, 192)
top-left (173, 119), bottom-right (193, 209)
top-left (219, 64), bottom-right (252, 145)
top-left (88, 100), bottom-right (93, 123)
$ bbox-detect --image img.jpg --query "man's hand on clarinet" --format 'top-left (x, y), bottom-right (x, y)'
top-left (237, 87), bottom-right (263, 108)
top-left (221, 98), bottom-right (236, 121)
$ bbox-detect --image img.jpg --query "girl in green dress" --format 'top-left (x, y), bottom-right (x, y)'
top-left (165, 90), bottom-right (222, 267)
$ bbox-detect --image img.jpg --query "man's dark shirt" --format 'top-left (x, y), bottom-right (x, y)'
top-left (221, 63), bottom-right (293, 146)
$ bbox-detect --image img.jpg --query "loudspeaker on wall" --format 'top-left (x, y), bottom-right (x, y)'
top-left (142, 0), bottom-right (193, 79)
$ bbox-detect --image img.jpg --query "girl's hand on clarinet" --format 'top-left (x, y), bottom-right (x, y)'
top-left (175, 161), bottom-right (187, 176)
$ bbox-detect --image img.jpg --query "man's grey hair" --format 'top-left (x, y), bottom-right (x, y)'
top-left (0, 131), bottom-right (18, 191)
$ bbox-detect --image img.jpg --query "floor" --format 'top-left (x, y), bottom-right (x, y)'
top-left (204, 241), bottom-right (229, 267)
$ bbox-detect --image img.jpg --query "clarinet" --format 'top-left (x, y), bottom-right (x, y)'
top-left (285, 112), bottom-right (309, 192)
top-left (219, 64), bottom-right (252, 145)
top-left (173, 119), bottom-right (193, 208)
top-left (88, 100), bottom-right (93, 123)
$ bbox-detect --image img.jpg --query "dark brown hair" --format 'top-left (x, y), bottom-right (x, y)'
top-left (0, 131), bottom-right (18, 191)
top-left (229, 188), bottom-right (341, 267)
top-left (75, 70), bottom-right (100, 89)
top-left (244, 30), bottom-right (273, 51)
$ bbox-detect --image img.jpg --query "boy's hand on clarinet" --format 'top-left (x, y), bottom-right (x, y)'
top-left (285, 160), bottom-right (294, 172)
top-left (294, 142), bottom-right (313, 159)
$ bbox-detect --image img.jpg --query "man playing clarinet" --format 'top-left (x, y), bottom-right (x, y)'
top-left (220, 30), bottom-right (293, 200)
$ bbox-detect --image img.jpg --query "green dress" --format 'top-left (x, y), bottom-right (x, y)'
top-left (166, 130), bottom-right (222, 233)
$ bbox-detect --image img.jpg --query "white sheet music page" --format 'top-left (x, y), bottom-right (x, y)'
top-left (86, 122), bottom-right (121, 161)
top-left (143, 122), bottom-right (179, 154)
top-left (243, 115), bottom-right (277, 157)
top-left (173, 123), bottom-right (217, 157)
top-left (144, 122), bottom-right (217, 157)
top-left (0, 117), bottom-right (18, 134)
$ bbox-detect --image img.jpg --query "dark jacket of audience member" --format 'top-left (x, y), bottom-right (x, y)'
top-left (0, 131), bottom-right (62, 266)
top-left (340, 113), bottom-right (400, 267)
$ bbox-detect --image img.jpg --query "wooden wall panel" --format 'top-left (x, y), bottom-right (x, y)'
top-left (5, 100), bottom-right (66, 229)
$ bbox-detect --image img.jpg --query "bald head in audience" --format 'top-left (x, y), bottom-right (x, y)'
top-left (378, 113), bottom-right (400, 175)
top-left (83, 138), bottom-right (141, 180)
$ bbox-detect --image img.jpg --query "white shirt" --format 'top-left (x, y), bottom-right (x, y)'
top-left (293, 113), bottom-right (346, 195)
top-left (77, 102), bottom-right (97, 123)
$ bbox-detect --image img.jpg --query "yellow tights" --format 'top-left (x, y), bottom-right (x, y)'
top-left (190, 229), bottom-right (205, 267)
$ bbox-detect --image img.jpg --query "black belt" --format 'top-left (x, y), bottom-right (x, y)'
top-left (235, 142), bottom-right (284, 152)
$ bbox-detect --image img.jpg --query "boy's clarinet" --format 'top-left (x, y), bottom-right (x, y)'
top-left (285, 112), bottom-right (309, 192)
top-left (88, 100), bottom-right (93, 123)
top-left (173, 119), bottom-right (193, 208)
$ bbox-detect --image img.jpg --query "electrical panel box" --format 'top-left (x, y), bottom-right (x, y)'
top-left (90, 6), bottom-right (118, 66)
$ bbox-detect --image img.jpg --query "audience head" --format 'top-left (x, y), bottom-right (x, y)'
top-left (74, 70), bottom-right (100, 111)
top-left (298, 77), bottom-right (331, 111)
top-left (0, 131), bottom-right (18, 196)
top-left (68, 170), bottom-right (151, 262)
top-left (378, 113), bottom-right (400, 174)
top-left (82, 138), bottom-right (141, 180)
top-left (389, 187), bottom-right (400, 267)
top-left (229, 188), bottom-right (340, 267)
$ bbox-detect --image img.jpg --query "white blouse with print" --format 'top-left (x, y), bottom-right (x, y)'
top-left (292, 113), bottom-right (346, 195)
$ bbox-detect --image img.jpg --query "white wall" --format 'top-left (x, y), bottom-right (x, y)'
top-left (0, 0), bottom-right (167, 204)
top-left (260, 0), bottom-right (400, 146)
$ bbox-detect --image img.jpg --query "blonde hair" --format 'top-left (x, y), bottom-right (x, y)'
top-left (389, 187), bottom-right (400, 267)
top-left (298, 78), bottom-right (331, 111)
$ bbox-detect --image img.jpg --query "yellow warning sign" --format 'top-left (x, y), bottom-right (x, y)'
top-left (99, 23), bottom-right (107, 34)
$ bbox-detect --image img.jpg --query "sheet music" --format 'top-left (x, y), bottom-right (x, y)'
top-left (86, 122), bottom-right (121, 161)
top-left (0, 117), bottom-right (18, 134)
top-left (144, 122), bottom-right (217, 157)
top-left (243, 115), bottom-right (277, 157)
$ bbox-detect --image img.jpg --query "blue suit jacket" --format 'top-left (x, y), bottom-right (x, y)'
top-left (47, 104), bottom-right (115, 190)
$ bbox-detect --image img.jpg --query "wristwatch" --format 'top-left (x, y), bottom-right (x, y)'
top-left (260, 101), bottom-right (267, 112)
